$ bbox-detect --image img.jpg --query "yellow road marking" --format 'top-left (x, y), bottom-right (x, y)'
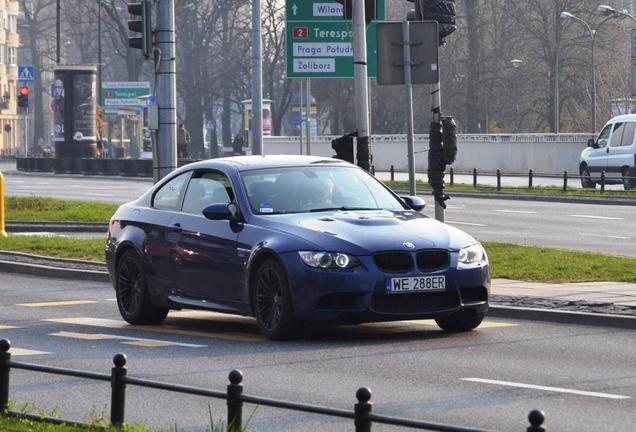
top-left (50, 331), bottom-right (113, 340)
top-left (18, 300), bottom-right (97, 308)
top-left (50, 330), bottom-right (205, 348)
top-left (0, 325), bottom-right (19, 330)
top-left (45, 317), bottom-right (263, 342)
top-left (397, 319), bottom-right (518, 329)
top-left (12, 348), bottom-right (49, 356)
top-left (122, 340), bottom-right (176, 348)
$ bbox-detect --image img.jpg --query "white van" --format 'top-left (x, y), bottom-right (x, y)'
top-left (580, 114), bottom-right (636, 190)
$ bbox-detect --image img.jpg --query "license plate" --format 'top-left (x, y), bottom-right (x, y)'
top-left (386, 275), bottom-right (446, 294)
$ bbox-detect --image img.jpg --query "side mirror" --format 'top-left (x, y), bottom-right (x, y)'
top-left (202, 203), bottom-right (233, 220)
top-left (587, 138), bottom-right (595, 148)
top-left (401, 196), bottom-right (426, 212)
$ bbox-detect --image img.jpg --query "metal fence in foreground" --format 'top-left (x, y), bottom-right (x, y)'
top-left (0, 339), bottom-right (547, 431)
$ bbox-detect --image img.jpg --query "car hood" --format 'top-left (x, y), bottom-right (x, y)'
top-left (259, 210), bottom-right (477, 255)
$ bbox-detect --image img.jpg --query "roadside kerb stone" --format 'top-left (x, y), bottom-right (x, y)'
top-left (0, 250), bottom-right (109, 283)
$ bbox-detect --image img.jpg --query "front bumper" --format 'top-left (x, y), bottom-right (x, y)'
top-left (279, 251), bottom-right (490, 323)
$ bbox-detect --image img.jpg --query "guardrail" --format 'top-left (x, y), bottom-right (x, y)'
top-left (0, 339), bottom-right (547, 431)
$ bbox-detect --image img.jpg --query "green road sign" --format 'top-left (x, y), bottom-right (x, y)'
top-left (102, 82), bottom-right (151, 107)
top-left (285, 0), bottom-right (385, 79)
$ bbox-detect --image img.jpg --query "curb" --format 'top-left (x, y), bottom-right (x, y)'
top-left (6, 221), bottom-right (108, 233)
top-left (0, 259), bottom-right (110, 283)
top-left (488, 305), bottom-right (636, 330)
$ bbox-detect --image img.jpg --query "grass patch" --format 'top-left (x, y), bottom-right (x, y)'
top-left (483, 241), bottom-right (636, 283)
top-left (6, 197), bottom-right (118, 222)
top-left (0, 236), bottom-right (105, 262)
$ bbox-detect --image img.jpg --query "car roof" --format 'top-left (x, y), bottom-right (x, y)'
top-left (607, 114), bottom-right (636, 123)
top-left (183, 155), bottom-right (354, 172)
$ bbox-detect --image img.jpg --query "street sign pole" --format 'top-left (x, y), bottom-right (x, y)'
top-left (402, 21), bottom-right (416, 196)
top-left (431, 83), bottom-right (443, 222)
top-left (306, 78), bottom-right (311, 155)
top-left (251, 0), bottom-right (264, 155)
top-left (353, 0), bottom-right (371, 172)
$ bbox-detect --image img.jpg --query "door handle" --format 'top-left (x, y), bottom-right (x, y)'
top-left (606, 148), bottom-right (610, 153)
top-left (171, 223), bottom-right (182, 233)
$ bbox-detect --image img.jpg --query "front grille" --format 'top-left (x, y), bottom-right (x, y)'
top-left (372, 291), bottom-right (460, 314)
top-left (416, 250), bottom-right (450, 271)
top-left (373, 252), bottom-right (414, 273)
top-left (459, 286), bottom-right (488, 304)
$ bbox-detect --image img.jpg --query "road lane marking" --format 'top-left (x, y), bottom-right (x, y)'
top-left (45, 317), bottom-right (263, 342)
top-left (18, 300), bottom-right (97, 308)
top-left (400, 319), bottom-right (518, 329)
top-left (570, 215), bottom-right (623, 221)
top-left (446, 221), bottom-right (487, 227)
top-left (495, 210), bottom-right (537, 214)
top-left (12, 348), bottom-right (50, 356)
top-left (462, 378), bottom-right (631, 400)
top-left (0, 325), bottom-right (20, 330)
top-left (51, 331), bottom-right (207, 348)
top-left (605, 235), bottom-right (630, 240)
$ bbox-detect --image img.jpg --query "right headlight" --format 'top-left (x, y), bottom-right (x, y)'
top-left (298, 251), bottom-right (360, 269)
top-left (457, 244), bottom-right (487, 269)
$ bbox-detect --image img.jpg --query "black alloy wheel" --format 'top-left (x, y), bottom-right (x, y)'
top-left (622, 168), bottom-right (635, 190)
top-left (116, 249), bottom-right (168, 325)
top-left (253, 259), bottom-right (297, 339)
top-left (435, 309), bottom-right (485, 332)
top-left (580, 164), bottom-right (596, 189)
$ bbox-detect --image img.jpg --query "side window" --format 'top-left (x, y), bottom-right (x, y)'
top-left (153, 172), bottom-right (189, 210)
top-left (621, 122), bottom-right (636, 147)
top-left (597, 124), bottom-right (612, 148)
top-left (182, 171), bottom-right (234, 215)
top-left (610, 122), bottom-right (625, 147)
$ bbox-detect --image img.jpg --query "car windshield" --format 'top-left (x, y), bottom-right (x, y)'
top-left (241, 166), bottom-right (406, 215)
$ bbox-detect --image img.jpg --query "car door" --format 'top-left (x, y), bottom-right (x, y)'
top-left (171, 169), bottom-right (244, 309)
top-left (586, 123), bottom-right (612, 179)
top-left (607, 121), bottom-right (636, 179)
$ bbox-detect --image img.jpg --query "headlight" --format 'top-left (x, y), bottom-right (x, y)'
top-left (458, 244), bottom-right (487, 268)
top-left (298, 251), bottom-right (359, 269)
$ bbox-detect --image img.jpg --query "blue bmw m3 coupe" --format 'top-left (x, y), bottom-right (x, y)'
top-left (106, 155), bottom-right (490, 339)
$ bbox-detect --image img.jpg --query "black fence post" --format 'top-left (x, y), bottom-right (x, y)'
top-left (449, 167), bottom-right (454, 186)
top-left (528, 169), bottom-right (533, 189)
top-left (563, 170), bottom-right (568, 192)
top-left (227, 370), bottom-right (243, 432)
top-left (472, 168), bottom-right (477, 188)
top-left (527, 409), bottom-right (546, 432)
top-left (354, 387), bottom-right (372, 432)
top-left (390, 165), bottom-right (394, 182)
top-left (0, 339), bottom-right (10, 414)
top-left (600, 171), bottom-right (606, 194)
top-left (496, 169), bottom-right (501, 191)
top-left (110, 353), bottom-right (127, 427)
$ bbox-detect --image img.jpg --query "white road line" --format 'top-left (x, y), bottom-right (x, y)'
top-left (605, 235), bottom-right (630, 240)
top-left (462, 378), bottom-right (631, 400)
top-left (51, 331), bottom-right (206, 348)
top-left (495, 210), bottom-right (537, 214)
top-left (445, 205), bottom-right (465, 210)
top-left (446, 221), bottom-right (487, 227)
top-left (570, 215), bottom-right (623, 221)
top-left (85, 193), bottom-right (114, 197)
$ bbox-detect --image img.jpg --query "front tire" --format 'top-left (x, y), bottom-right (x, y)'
top-left (580, 164), bottom-right (596, 189)
top-left (252, 259), bottom-right (298, 340)
top-left (436, 309), bottom-right (485, 332)
top-left (116, 249), bottom-right (168, 325)
top-left (622, 167), bottom-right (635, 190)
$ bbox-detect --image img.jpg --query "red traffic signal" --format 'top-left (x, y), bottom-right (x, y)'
top-left (19, 86), bottom-right (29, 97)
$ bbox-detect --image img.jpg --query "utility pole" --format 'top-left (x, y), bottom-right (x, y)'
top-left (353, 0), bottom-right (371, 172)
top-left (251, 0), bottom-right (263, 155)
top-left (305, 78), bottom-right (311, 155)
top-left (56, 0), bottom-right (61, 63)
top-left (156, 0), bottom-right (177, 181)
top-left (98, 0), bottom-right (103, 107)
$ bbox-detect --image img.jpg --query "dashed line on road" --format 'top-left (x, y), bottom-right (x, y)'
top-left (446, 221), bottom-right (487, 227)
top-left (398, 319), bottom-right (518, 329)
top-left (50, 331), bottom-right (207, 348)
top-left (495, 210), bottom-right (537, 214)
top-left (0, 324), bottom-right (20, 330)
top-left (462, 378), bottom-right (631, 400)
top-left (11, 348), bottom-right (50, 357)
top-left (18, 300), bottom-right (97, 308)
top-left (570, 215), bottom-right (623, 221)
top-left (604, 235), bottom-right (630, 240)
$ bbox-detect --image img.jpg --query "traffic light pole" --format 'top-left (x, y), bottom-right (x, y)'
top-left (353, 0), bottom-right (371, 172)
top-left (402, 21), bottom-right (416, 196)
top-left (251, 0), bottom-right (263, 155)
top-left (156, 0), bottom-right (177, 181)
top-left (431, 81), bottom-right (444, 222)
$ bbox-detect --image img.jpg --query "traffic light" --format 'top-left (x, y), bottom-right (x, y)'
top-left (406, 0), bottom-right (457, 45)
top-left (17, 86), bottom-right (29, 109)
top-left (332, 134), bottom-right (355, 164)
top-left (128, 0), bottom-right (152, 58)
top-left (334, 0), bottom-right (378, 24)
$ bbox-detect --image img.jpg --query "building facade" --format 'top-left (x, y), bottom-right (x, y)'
top-left (0, 0), bottom-right (20, 157)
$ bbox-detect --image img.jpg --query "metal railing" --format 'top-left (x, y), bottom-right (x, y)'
top-left (0, 339), bottom-right (547, 431)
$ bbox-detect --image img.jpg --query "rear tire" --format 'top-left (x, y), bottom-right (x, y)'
top-left (436, 309), bottom-right (485, 332)
top-left (252, 259), bottom-right (299, 340)
top-left (580, 164), bottom-right (596, 189)
top-left (622, 167), bottom-right (635, 190)
top-left (115, 249), bottom-right (168, 325)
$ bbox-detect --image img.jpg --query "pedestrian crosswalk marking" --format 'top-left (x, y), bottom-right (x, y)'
top-left (45, 317), bottom-right (264, 342)
top-left (18, 300), bottom-right (97, 308)
top-left (50, 331), bottom-right (207, 348)
top-left (12, 348), bottom-right (49, 356)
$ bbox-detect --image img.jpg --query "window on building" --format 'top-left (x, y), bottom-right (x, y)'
top-left (0, 46), bottom-right (5, 64)
top-left (9, 15), bottom-right (16, 34)
top-left (0, 11), bottom-right (5, 30)
top-left (8, 47), bottom-right (16, 65)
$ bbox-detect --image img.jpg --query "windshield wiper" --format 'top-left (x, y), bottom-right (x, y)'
top-left (310, 206), bottom-right (380, 213)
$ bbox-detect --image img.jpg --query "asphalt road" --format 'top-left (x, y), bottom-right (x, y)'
top-left (1, 273), bottom-right (635, 432)
top-left (2, 163), bottom-right (634, 256)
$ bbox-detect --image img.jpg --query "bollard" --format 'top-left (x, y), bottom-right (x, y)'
top-left (496, 169), bottom-right (501, 191)
top-left (528, 169), bottom-right (533, 189)
top-left (354, 387), bottom-right (372, 432)
top-left (0, 339), bottom-right (10, 413)
top-left (473, 168), bottom-right (477, 188)
top-left (600, 171), bottom-right (605, 194)
top-left (527, 409), bottom-right (546, 432)
top-left (449, 167), bottom-right (454, 186)
top-left (110, 353), bottom-right (127, 427)
top-left (0, 171), bottom-right (6, 237)
top-left (390, 165), bottom-right (394, 182)
top-left (227, 370), bottom-right (243, 431)
top-left (563, 170), bottom-right (568, 192)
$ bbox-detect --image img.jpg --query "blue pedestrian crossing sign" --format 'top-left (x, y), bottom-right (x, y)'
top-left (18, 66), bottom-right (35, 82)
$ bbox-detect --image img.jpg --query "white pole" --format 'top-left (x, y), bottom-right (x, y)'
top-left (306, 78), bottom-right (311, 155)
top-left (353, 0), bottom-right (371, 171)
top-left (402, 21), bottom-right (415, 196)
top-left (251, 0), bottom-right (263, 155)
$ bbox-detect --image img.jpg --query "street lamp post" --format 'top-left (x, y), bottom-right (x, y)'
top-left (98, 0), bottom-right (102, 107)
top-left (510, 59), bottom-right (523, 131)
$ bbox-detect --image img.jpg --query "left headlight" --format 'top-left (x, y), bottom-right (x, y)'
top-left (298, 251), bottom-right (360, 269)
top-left (457, 243), bottom-right (487, 269)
